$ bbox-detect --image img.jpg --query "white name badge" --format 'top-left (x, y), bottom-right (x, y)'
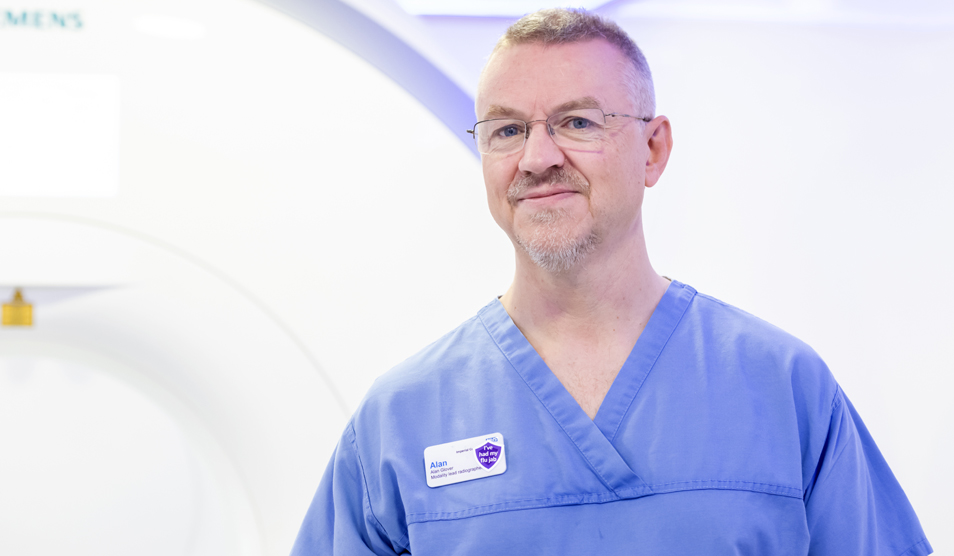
top-left (424, 433), bottom-right (507, 488)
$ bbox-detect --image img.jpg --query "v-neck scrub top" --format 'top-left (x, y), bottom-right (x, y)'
top-left (291, 281), bottom-right (931, 555)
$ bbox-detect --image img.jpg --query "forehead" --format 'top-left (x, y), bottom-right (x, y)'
top-left (476, 39), bottom-right (631, 120)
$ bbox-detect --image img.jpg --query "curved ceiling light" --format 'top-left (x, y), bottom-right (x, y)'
top-left (394, 0), bottom-right (612, 17)
top-left (256, 0), bottom-right (479, 157)
top-left (616, 1), bottom-right (954, 28)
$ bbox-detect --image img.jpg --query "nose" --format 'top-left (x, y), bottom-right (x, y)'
top-left (518, 120), bottom-right (565, 176)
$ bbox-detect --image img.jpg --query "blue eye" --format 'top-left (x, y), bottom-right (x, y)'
top-left (570, 117), bottom-right (590, 129)
top-left (497, 125), bottom-right (521, 137)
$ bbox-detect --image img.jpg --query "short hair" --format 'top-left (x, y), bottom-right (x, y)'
top-left (492, 8), bottom-right (655, 117)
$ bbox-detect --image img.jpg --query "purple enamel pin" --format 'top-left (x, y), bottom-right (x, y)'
top-left (475, 442), bottom-right (502, 470)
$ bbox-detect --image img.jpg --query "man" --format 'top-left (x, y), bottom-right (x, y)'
top-left (292, 8), bottom-right (931, 555)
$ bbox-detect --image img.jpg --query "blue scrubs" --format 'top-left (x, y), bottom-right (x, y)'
top-left (292, 281), bottom-right (931, 555)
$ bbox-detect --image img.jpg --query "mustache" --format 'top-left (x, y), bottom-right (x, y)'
top-left (506, 167), bottom-right (590, 206)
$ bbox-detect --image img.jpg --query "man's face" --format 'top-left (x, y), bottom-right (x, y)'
top-left (475, 39), bottom-right (657, 273)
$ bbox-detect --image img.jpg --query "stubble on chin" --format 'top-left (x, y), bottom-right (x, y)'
top-left (507, 167), bottom-right (601, 273)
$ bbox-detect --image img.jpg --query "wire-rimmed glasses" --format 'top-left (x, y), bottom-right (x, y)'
top-left (467, 108), bottom-right (651, 155)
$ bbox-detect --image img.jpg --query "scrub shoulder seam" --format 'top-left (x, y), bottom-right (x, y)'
top-left (347, 422), bottom-right (411, 551)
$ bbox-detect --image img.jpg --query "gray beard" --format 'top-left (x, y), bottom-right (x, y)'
top-left (508, 167), bottom-right (599, 273)
top-left (515, 209), bottom-right (601, 273)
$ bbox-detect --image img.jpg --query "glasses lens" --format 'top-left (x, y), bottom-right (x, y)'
top-left (548, 109), bottom-right (606, 148)
top-left (475, 119), bottom-right (526, 154)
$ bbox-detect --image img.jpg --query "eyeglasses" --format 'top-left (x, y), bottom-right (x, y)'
top-left (467, 108), bottom-right (651, 155)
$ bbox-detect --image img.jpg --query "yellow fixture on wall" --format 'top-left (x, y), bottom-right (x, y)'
top-left (2, 288), bottom-right (33, 326)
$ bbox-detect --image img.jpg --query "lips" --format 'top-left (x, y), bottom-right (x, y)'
top-left (506, 167), bottom-right (590, 206)
top-left (519, 187), bottom-right (577, 201)
top-left (515, 186), bottom-right (580, 206)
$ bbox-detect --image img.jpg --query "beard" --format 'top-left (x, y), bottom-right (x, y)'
top-left (507, 167), bottom-right (601, 273)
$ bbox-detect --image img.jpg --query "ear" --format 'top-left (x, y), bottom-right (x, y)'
top-left (644, 116), bottom-right (673, 188)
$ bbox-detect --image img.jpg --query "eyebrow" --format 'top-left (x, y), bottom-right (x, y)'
top-left (482, 105), bottom-right (524, 120)
top-left (552, 96), bottom-right (602, 113)
top-left (481, 96), bottom-right (604, 121)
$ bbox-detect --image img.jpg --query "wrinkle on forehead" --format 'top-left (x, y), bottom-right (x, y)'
top-left (475, 40), bottom-right (633, 121)
top-left (480, 96), bottom-right (604, 121)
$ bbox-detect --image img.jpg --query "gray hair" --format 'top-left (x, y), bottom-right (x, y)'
top-left (492, 8), bottom-right (655, 118)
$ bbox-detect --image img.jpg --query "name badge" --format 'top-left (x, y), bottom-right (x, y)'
top-left (424, 432), bottom-right (507, 488)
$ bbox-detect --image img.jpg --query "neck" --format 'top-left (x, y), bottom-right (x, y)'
top-left (499, 222), bottom-right (669, 341)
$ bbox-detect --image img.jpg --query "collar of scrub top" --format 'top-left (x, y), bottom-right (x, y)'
top-left (478, 280), bottom-right (696, 495)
